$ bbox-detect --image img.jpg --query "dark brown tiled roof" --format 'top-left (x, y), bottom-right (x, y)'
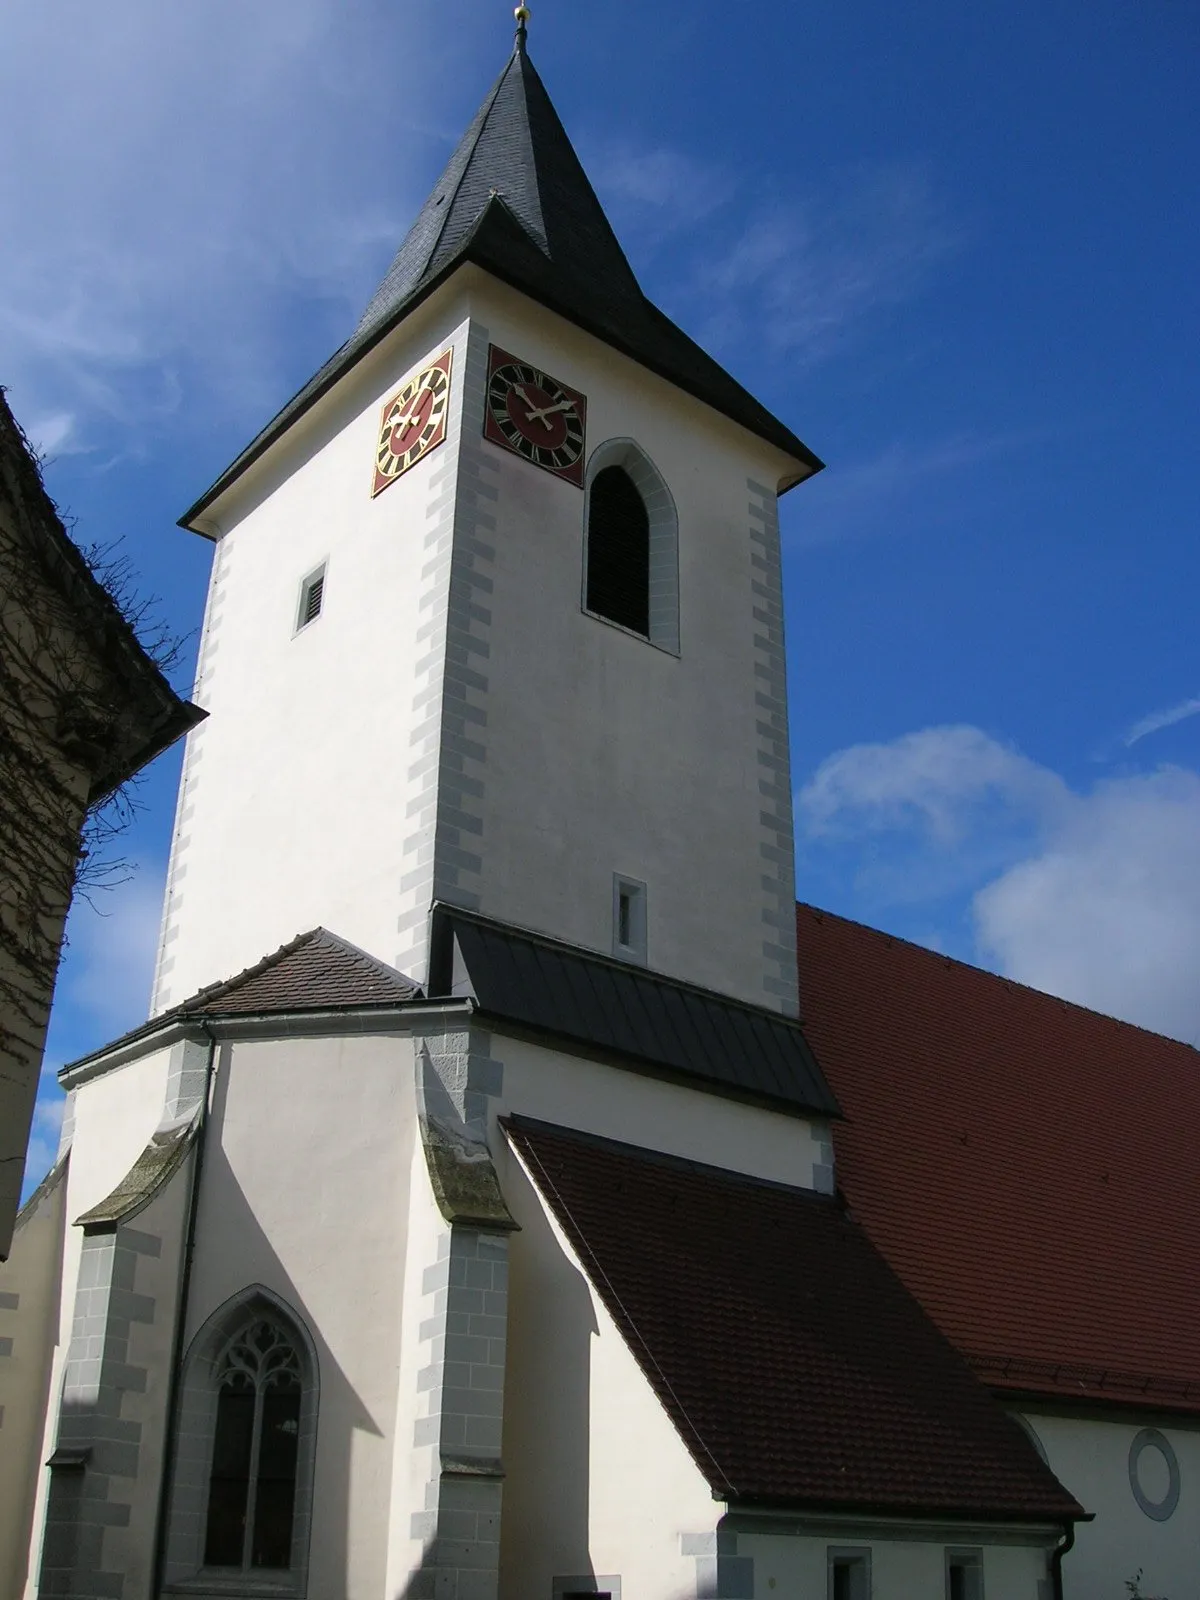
top-left (795, 903), bottom-right (1200, 1412)
top-left (63, 930), bottom-right (422, 1075)
top-left (182, 927), bottom-right (421, 1015)
top-left (504, 1115), bottom-right (1082, 1521)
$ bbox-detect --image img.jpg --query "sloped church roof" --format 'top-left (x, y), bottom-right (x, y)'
top-left (182, 34), bottom-right (821, 527)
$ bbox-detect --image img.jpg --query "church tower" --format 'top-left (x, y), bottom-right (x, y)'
top-left (151, 16), bottom-right (821, 1020)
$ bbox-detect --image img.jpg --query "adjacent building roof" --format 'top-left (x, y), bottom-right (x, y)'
top-left (505, 1114), bottom-right (1081, 1521)
top-left (182, 39), bottom-right (820, 528)
top-left (796, 902), bottom-right (1200, 1413)
top-left (430, 904), bottom-right (839, 1119)
top-left (0, 390), bottom-right (202, 800)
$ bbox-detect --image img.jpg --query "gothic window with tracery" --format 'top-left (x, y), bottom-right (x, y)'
top-left (203, 1317), bottom-right (303, 1571)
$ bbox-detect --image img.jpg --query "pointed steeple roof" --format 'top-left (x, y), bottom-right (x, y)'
top-left (356, 41), bottom-right (643, 339)
top-left (182, 42), bottom-right (821, 529)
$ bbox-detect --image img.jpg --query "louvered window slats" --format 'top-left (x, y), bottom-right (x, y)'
top-left (302, 575), bottom-right (324, 625)
top-left (586, 466), bottom-right (650, 636)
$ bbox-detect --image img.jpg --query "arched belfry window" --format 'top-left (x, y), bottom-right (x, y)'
top-left (163, 1287), bottom-right (318, 1596)
top-left (583, 440), bottom-right (679, 654)
top-left (205, 1318), bottom-right (302, 1570)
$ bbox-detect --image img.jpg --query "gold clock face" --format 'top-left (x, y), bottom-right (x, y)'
top-left (372, 348), bottom-right (453, 496)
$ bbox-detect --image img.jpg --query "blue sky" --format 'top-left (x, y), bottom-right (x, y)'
top-left (7, 0), bottom-right (1199, 1193)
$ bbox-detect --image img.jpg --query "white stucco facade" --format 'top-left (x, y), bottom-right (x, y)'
top-left (153, 267), bottom-right (802, 1020)
top-left (1018, 1409), bottom-right (1200, 1599)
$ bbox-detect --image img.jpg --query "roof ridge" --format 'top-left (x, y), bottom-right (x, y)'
top-left (797, 900), bottom-right (1200, 1054)
top-left (177, 926), bottom-right (327, 1012)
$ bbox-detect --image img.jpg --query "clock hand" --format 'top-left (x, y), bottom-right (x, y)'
top-left (523, 398), bottom-right (575, 426)
top-left (399, 382), bottom-right (432, 434)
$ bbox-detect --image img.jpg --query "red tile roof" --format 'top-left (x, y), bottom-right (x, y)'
top-left (796, 902), bottom-right (1200, 1412)
top-left (505, 1115), bottom-right (1081, 1521)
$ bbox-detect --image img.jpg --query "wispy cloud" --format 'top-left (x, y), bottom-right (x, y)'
top-left (1125, 695), bottom-right (1200, 747)
top-left (21, 859), bottom-right (170, 1203)
top-left (798, 725), bottom-right (1200, 1043)
top-left (586, 138), bottom-right (962, 370)
top-left (0, 1), bottom-right (486, 455)
top-left (786, 432), bottom-right (1017, 547)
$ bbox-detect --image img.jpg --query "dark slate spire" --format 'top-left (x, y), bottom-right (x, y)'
top-left (181, 42), bottom-right (821, 530)
top-left (355, 43), bottom-right (643, 338)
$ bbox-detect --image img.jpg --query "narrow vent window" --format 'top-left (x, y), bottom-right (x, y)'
top-left (586, 466), bottom-right (650, 636)
top-left (612, 874), bottom-right (647, 964)
top-left (828, 1550), bottom-right (871, 1600)
top-left (295, 565), bottom-right (326, 632)
top-left (946, 1551), bottom-right (983, 1600)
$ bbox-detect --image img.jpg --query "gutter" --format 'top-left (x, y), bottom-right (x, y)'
top-left (59, 999), bottom-right (476, 1089)
top-left (1051, 1519), bottom-right (1076, 1600)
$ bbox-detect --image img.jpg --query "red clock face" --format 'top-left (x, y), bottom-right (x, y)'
top-left (372, 348), bottom-right (452, 497)
top-left (483, 346), bottom-right (587, 486)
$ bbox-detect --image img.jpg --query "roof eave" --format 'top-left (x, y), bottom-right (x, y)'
top-left (181, 245), bottom-right (821, 535)
top-left (59, 997), bottom-right (475, 1089)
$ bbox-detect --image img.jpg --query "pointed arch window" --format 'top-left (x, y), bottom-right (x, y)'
top-left (582, 440), bottom-right (679, 654)
top-left (204, 1317), bottom-right (303, 1570)
top-left (162, 1286), bottom-right (318, 1597)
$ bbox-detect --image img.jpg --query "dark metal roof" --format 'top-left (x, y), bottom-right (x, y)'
top-left (505, 1115), bottom-right (1084, 1521)
top-left (429, 905), bottom-right (839, 1119)
top-left (181, 44), bottom-right (821, 529)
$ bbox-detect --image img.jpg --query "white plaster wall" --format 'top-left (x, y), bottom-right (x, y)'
top-left (22, 1046), bottom-right (171, 1596)
top-left (0, 1162), bottom-right (66, 1598)
top-left (152, 289), bottom-right (476, 1010)
top-left (154, 262), bottom-right (804, 1017)
top-left (1020, 1410), bottom-right (1200, 1599)
top-left (382, 1136), bottom-right (450, 1598)
top-left (490, 1030), bottom-right (826, 1190)
top-left (742, 1530), bottom-right (1050, 1599)
top-left (455, 275), bottom-right (801, 1011)
top-left (498, 1140), bottom-right (713, 1600)
top-left (183, 1031), bottom-right (417, 1600)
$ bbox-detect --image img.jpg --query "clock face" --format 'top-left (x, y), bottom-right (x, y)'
top-left (482, 345), bottom-right (587, 486)
top-left (372, 348), bottom-right (453, 496)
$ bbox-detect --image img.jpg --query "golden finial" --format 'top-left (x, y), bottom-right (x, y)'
top-left (514, 4), bottom-right (531, 50)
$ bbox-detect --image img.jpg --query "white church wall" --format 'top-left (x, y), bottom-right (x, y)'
top-left (488, 1029), bottom-right (829, 1192)
top-left (18, 1044), bottom-right (173, 1595)
top-left (179, 1031), bottom-right (417, 1599)
top-left (450, 273), bottom-right (801, 1014)
top-left (1019, 1409), bottom-right (1200, 1600)
top-left (738, 1526), bottom-right (1052, 1599)
top-left (155, 259), bottom-right (803, 1020)
top-left (151, 285), bottom-right (478, 1012)
top-left (0, 1159), bottom-right (66, 1599)
top-left (498, 1137), bottom-right (713, 1600)
top-left (382, 1118), bottom-right (456, 1598)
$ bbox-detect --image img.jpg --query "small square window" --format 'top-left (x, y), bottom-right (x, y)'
top-left (295, 563), bottom-right (326, 632)
top-left (946, 1549), bottom-right (984, 1600)
top-left (827, 1548), bottom-right (870, 1600)
top-left (612, 875), bottom-right (647, 964)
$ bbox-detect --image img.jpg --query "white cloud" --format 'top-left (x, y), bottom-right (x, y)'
top-left (799, 725), bottom-right (1200, 1043)
top-left (691, 161), bottom-right (961, 366)
top-left (22, 1083), bottom-right (66, 1201)
top-left (585, 138), bottom-right (960, 370)
top-left (800, 725), bottom-right (1067, 845)
top-left (0, 0), bottom-right (486, 450)
top-left (60, 862), bottom-right (169, 1038)
top-left (1125, 694), bottom-right (1200, 747)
